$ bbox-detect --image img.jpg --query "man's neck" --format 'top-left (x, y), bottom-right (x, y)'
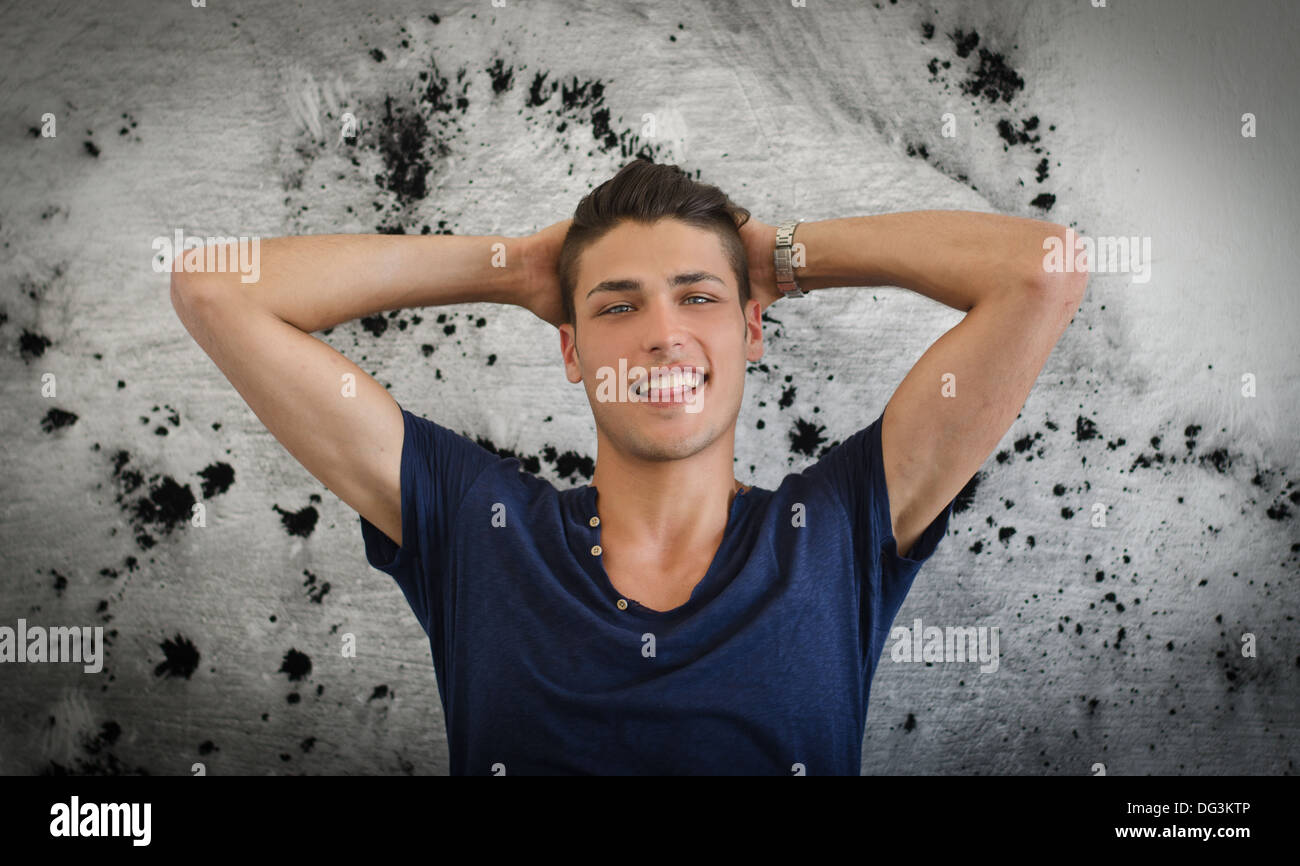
top-left (588, 435), bottom-right (743, 566)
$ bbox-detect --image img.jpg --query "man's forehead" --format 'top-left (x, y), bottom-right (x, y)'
top-left (579, 224), bottom-right (733, 297)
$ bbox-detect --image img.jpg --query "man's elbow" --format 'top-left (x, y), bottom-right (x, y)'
top-left (1045, 266), bottom-right (1089, 302)
top-left (169, 246), bottom-right (231, 309)
top-left (169, 248), bottom-right (227, 326)
top-left (169, 246), bottom-right (206, 297)
top-left (1031, 224), bottom-right (1090, 300)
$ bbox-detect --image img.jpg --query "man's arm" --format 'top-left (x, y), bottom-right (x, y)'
top-left (792, 211), bottom-right (1089, 557)
top-left (169, 233), bottom-right (531, 548)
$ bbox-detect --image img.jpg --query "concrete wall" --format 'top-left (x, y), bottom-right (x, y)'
top-left (1, 0), bottom-right (1295, 775)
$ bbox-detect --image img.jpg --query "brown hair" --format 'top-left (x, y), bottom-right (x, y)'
top-left (558, 159), bottom-right (752, 329)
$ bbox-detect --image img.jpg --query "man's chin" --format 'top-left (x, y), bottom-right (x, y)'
top-left (620, 427), bottom-right (717, 463)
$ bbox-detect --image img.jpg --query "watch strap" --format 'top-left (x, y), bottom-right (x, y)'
top-left (774, 219), bottom-right (807, 298)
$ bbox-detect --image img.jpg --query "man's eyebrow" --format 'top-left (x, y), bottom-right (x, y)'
top-left (586, 271), bottom-right (727, 301)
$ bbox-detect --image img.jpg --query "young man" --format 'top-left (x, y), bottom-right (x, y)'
top-left (171, 159), bottom-right (1087, 775)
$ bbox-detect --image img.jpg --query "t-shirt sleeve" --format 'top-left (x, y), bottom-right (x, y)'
top-left (359, 404), bottom-right (503, 636)
top-left (802, 408), bottom-right (956, 671)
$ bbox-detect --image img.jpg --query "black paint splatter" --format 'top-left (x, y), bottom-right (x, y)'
top-left (527, 70), bottom-right (556, 108)
top-left (376, 96), bottom-right (435, 205)
top-left (541, 446), bottom-right (594, 482)
top-left (961, 46), bottom-right (1025, 104)
top-left (920, 19), bottom-right (1055, 209)
top-left (279, 648), bottom-right (312, 681)
top-left (19, 329), bottom-right (52, 361)
top-left (129, 476), bottom-right (197, 545)
top-left (952, 472), bottom-right (982, 514)
top-left (1014, 432), bottom-right (1042, 453)
top-left (951, 29), bottom-right (979, 59)
top-left (198, 462), bottom-right (235, 498)
top-left (486, 58), bottom-right (514, 95)
top-left (303, 568), bottom-right (331, 604)
top-left (788, 418), bottom-right (828, 458)
top-left (40, 407), bottom-right (78, 432)
top-left (155, 634), bottom-right (200, 679)
top-left (1201, 448), bottom-right (1231, 475)
top-left (272, 503), bottom-right (319, 538)
top-left (41, 720), bottom-right (151, 776)
top-left (109, 451), bottom-right (198, 550)
top-left (996, 116), bottom-right (1041, 148)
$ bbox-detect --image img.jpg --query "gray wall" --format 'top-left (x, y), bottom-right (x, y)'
top-left (1, 0), bottom-right (1295, 775)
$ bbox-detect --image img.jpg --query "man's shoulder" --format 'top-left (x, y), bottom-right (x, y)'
top-left (755, 455), bottom-right (863, 518)
top-left (394, 409), bottom-right (571, 516)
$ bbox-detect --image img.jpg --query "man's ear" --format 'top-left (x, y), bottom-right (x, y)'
top-left (560, 322), bottom-right (582, 383)
top-left (744, 298), bottom-right (764, 363)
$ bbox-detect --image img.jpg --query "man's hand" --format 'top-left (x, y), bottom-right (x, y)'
top-left (737, 216), bottom-right (782, 313)
top-left (519, 218), bottom-right (572, 329)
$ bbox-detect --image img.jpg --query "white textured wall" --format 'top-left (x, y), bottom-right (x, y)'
top-left (1, 0), bottom-right (1295, 775)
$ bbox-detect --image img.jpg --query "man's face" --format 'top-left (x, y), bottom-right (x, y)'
top-left (559, 218), bottom-right (764, 462)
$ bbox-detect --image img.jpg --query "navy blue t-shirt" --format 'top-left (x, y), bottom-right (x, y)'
top-left (360, 404), bottom-right (955, 775)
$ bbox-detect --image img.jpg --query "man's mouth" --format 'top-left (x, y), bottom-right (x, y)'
top-left (630, 366), bottom-right (707, 403)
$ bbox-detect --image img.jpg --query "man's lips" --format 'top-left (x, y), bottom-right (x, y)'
top-left (629, 366), bottom-right (707, 402)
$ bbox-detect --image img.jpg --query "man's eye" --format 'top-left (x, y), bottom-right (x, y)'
top-left (601, 296), bottom-right (711, 315)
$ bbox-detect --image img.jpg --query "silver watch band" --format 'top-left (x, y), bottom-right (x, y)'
top-left (774, 219), bottom-right (807, 298)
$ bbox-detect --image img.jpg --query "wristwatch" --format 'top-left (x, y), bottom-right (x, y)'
top-left (774, 219), bottom-right (807, 298)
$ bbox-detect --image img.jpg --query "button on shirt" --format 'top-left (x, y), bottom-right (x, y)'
top-left (360, 404), bottom-right (956, 775)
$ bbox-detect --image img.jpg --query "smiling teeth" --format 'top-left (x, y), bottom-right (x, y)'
top-left (633, 370), bottom-right (703, 395)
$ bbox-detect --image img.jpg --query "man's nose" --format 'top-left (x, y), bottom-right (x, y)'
top-left (642, 295), bottom-right (687, 354)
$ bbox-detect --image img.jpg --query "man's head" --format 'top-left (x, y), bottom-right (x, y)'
top-left (558, 159), bottom-right (754, 329)
top-left (556, 159), bottom-right (764, 463)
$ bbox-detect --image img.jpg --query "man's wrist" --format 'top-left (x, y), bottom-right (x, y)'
top-left (780, 219), bottom-right (864, 292)
top-left (494, 234), bottom-right (532, 307)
